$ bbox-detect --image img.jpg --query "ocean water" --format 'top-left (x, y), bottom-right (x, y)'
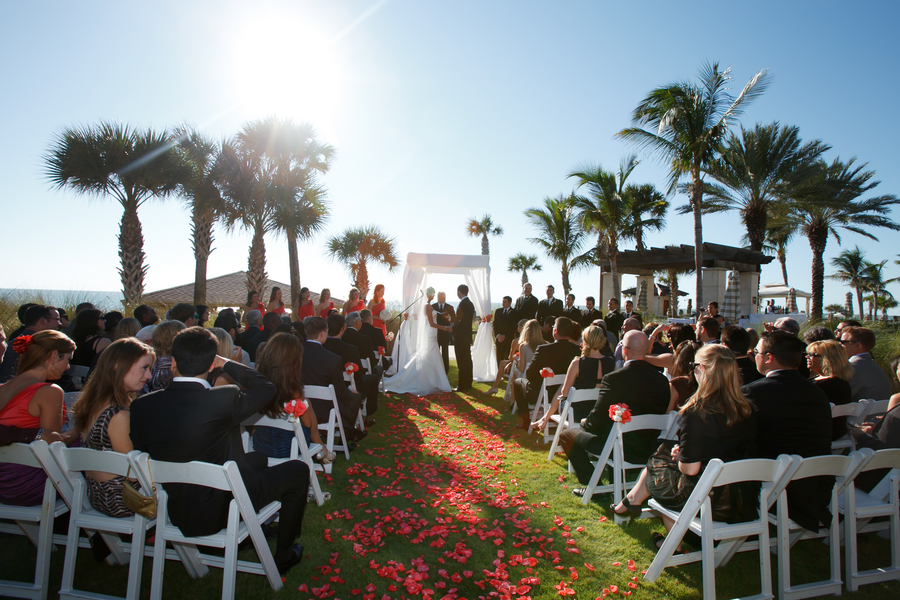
top-left (0, 288), bottom-right (125, 311)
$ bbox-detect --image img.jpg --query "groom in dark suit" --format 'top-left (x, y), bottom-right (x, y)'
top-left (453, 284), bottom-right (475, 392)
top-left (432, 291), bottom-right (456, 374)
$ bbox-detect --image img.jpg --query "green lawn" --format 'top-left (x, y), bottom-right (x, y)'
top-left (1, 363), bottom-right (899, 599)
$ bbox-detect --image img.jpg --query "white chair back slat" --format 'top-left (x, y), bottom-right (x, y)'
top-left (544, 388), bottom-right (600, 453)
top-left (528, 373), bottom-right (567, 434)
top-left (304, 384), bottom-right (350, 461)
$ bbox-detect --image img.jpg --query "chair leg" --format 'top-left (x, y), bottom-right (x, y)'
top-left (34, 488), bottom-right (55, 600)
top-left (150, 524), bottom-right (168, 600)
top-left (221, 508), bottom-right (241, 600)
top-left (126, 516), bottom-right (147, 600)
top-left (58, 504), bottom-right (81, 598)
top-left (776, 495), bottom-right (791, 600)
top-left (547, 419), bottom-right (565, 462)
top-left (699, 506), bottom-right (717, 600)
top-left (844, 489), bottom-right (859, 592)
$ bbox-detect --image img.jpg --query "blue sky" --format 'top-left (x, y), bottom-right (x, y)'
top-left (2, 1), bottom-right (899, 312)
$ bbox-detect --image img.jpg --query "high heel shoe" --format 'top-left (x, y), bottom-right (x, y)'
top-left (610, 497), bottom-right (642, 526)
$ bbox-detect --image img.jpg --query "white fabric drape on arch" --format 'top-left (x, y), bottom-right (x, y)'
top-left (387, 253), bottom-right (497, 382)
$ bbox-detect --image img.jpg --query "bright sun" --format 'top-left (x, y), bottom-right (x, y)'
top-left (230, 13), bottom-right (344, 129)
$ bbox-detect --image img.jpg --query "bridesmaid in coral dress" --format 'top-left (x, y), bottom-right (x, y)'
top-left (342, 287), bottom-right (366, 316)
top-left (267, 287), bottom-right (286, 315)
top-left (293, 287), bottom-right (315, 321)
top-left (317, 288), bottom-right (335, 318)
top-left (368, 283), bottom-right (387, 335)
top-left (242, 290), bottom-right (266, 326)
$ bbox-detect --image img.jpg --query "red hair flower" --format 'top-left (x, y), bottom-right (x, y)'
top-left (608, 403), bottom-right (632, 423)
top-left (12, 335), bottom-right (32, 354)
top-left (540, 368), bottom-right (555, 378)
top-left (284, 399), bottom-right (308, 422)
top-left (345, 362), bottom-right (359, 374)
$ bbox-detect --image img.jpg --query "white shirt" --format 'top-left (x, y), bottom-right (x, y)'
top-left (172, 376), bottom-right (211, 389)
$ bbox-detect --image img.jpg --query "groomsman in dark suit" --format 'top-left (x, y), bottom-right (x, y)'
top-left (623, 299), bottom-right (642, 323)
top-left (562, 294), bottom-right (582, 322)
top-left (432, 291), bottom-right (456, 373)
top-left (604, 299), bottom-right (625, 341)
top-left (580, 296), bottom-right (602, 328)
top-left (537, 285), bottom-right (564, 323)
top-left (492, 296), bottom-right (517, 366)
top-left (453, 285), bottom-right (475, 392)
top-left (513, 283), bottom-right (539, 321)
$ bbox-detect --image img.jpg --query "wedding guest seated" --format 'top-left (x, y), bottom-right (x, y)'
top-left (71, 309), bottom-right (111, 367)
top-left (359, 310), bottom-right (391, 370)
top-left (73, 338), bottom-right (154, 517)
top-left (102, 312), bottom-right (123, 339)
top-left (742, 331), bottom-right (832, 532)
top-left (134, 305), bottom-right (159, 328)
top-left (195, 305), bottom-right (210, 326)
top-left (325, 314), bottom-right (377, 425)
top-left (343, 312), bottom-right (383, 416)
top-left (63, 302), bottom-right (95, 337)
top-left (610, 344), bottom-right (758, 549)
top-left (504, 319), bottom-right (543, 408)
top-left (316, 288), bottom-right (335, 318)
top-left (290, 322), bottom-right (307, 342)
top-left (643, 323), bottom-right (668, 356)
top-left (240, 310), bottom-right (262, 348)
top-left (9, 303), bottom-right (37, 340)
top-left (149, 320), bottom-right (186, 392)
top-left (242, 290), bottom-right (265, 326)
top-left (209, 327), bottom-right (248, 378)
top-left (169, 303), bottom-right (198, 327)
top-left (746, 327), bottom-right (759, 352)
top-left (87, 318), bottom-right (143, 376)
top-left (646, 323), bottom-right (698, 375)
top-left (129, 327), bottom-right (309, 576)
top-left (342, 287), bottom-right (366, 316)
top-left (806, 339), bottom-right (854, 441)
top-left (834, 319), bottom-right (861, 339)
top-left (559, 331), bottom-right (670, 497)
top-left (614, 318), bottom-right (642, 369)
top-left (247, 312), bottom-right (282, 362)
top-left (721, 325), bottom-right (763, 384)
top-left (252, 333), bottom-right (336, 464)
top-left (294, 287), bottom-right (315, 322)
top-left (213, 309), bottom-right (241, 342)
top-left (255, 323), bottom-right (293, 357)
top-left (804, 325), bottom-right (835, 344)
top-left (0, 330), bottom-right (78, 506)
top-left (696, 316), bottom-right (720, 345)
top-left (540, 317), bottom-right (556, 344)
top-left (135, 325), bottom-right (155, 344)
top-left (666, 340), bottom-right (702, 411)
top-left (302, 317), bottom-right (366, 444)
top-left (487, 318), bottom-right (528, 395)
top-left (513, 317), bottom-right (580, 429)
top-left (0, 305), bottom-right (63, 383)
top-left (850, 355), bottom-right (900, 491)
top-left (532, 325), bottom-right (609, 432)
top-left (841, 326), bottom-right (893, 401)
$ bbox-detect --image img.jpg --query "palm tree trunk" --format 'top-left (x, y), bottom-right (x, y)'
top-left (287, 230), bottom-right (300, 313)
top-left (597, 236), bottom-right (604, 306)
top-left (191, 208), bottom-right (214, 306)
top-left (481, 234), bottom-right (489, 256)
top-left (609, 247), bottom-right (621, 302)
top-left (855, 287), bottom-right (864, 321)
top-left (779, 254), bottom-right (789, 287)
top-left (691, 176), bottom-right (705, 308)
top-left (744, 206), bottom-right (767, 253)
top-left (355, 260), bottom-right (369, 299)
top-left (521, 270), bottom-right (528, 286)
top-left (561, 262), bottom-right (570, 297)
top-left (808, 231), bottom-right (827, 321)
top-left (669, 268), bottom-right (679, 317)
top-left (635, 228), bottom-right (644, 253)
top-left (247, 226), bottom-right (268, 298)
top-left (118, 202), bottom-right (147, 307)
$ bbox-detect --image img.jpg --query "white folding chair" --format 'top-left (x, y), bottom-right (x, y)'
top-left (49, 443), bottom-right (156, 600)
top-left (856, 398), bottom-right (891, 424)
top-left (0, 442), bottom-right (68, 600)
top-left (132, 452), bottom-right (284, 600)
top-left (830, 402), bottom-right (867, 454)
top-left (304, 384), bottom-right (352, 460)
top-left (68, 365), bottom-right (90, 390)
top-left (360, 357), bottom-right (373, 375)
top-left (527, 373), bottom-right (566, 435)
top-left (645, 455), bottom-right (794, 600)
top-left (772, 452), bottom-right (869, 600)
top-left (241, 412), bottom-right (327, 505)
top-left (546, 388), bottom-right (600, 461)
top-left (580, 413), bottom-right (678, 517)
top-left (838, 447), bottom-right (900, 591)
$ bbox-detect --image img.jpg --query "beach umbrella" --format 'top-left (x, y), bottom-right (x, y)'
top-left (787, 288), bottom-right (798, 314)
top-left (637, 280), bottom-right (648, 313)
top-left (844, 292), bottom-right (854, 318)
top-left (721, 270), bottom-right (741, 322)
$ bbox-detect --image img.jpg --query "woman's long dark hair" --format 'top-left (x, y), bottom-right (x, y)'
top-left (254, 333), bottom-right (304, 418)
top-left (72, 309), bottom-right (103, 346)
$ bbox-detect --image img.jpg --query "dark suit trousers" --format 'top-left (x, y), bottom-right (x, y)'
top-left (438, 335), bottom-right (451, 373)
top-left (362, 372), bottom-right (380, 415)
top-left (241, 452), bottom-right (309, 561)
top-left (559, 428), bottom-right (610, 485)
top-left (455, 340), bottom-right (472, 388)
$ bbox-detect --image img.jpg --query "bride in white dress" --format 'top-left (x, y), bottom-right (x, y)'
top-left (384, 287), bottom-right (452, 395)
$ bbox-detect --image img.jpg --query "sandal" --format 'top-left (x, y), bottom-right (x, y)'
top-left (652, 532), bottom-right (684, 555)
top-left (609, 497), bottom-right (642, 526)
top-left (315, 448), bottom-right (337, 464)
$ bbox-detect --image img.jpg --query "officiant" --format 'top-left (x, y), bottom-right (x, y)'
top-left (432, 291), bottom-right (455, 373)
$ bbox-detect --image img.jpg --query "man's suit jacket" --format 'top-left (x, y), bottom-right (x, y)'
top-left (523, 339), bottom-right (581, 405)
top-left (239, 326), bottom-right (261, 351)
top-left (360, 322), bottom-right (387, 352)
top-left (343, 326), bottom-right (378, 370)
top-left (742, 369), bottom-right (832, 531)
top-left (493, 307), bottom-right (517, 341)
top-left (537, 298), bottom-right (564, 322)
top-left (302, 340), bottom-right (362, 427)
top-left (581, 308), bottom-right (602, 328)
top-left (245, 329), bottom-right (270, 362)
top-left (453, 297), bottom-right (475, 346)
top-left (129, 361), bottom-right (276, 537)
top-left (580, 360), bottom-right (670, 463)
top-left (604, 310), bottom-right (625, 341)
top-left (432, 302), bottom-right (455, 346)
top-left (513, 294), bottom-right (538, 321)
top-left (622, 311), bottom-right (642, 321)
top-left (849, 353), bottom-right (893, 402)
top-left (562, 306), bottom-right (583, 323)
top-left (324, 336), bottom-right (364, 390)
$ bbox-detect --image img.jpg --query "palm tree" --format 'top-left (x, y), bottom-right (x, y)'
top-left (467, 215), bottom-right (503, 255)
top-left (656, 266), bottom-right (693, 317)
top-left (327, 226), bottom-right (400, 298)
top-left (764, 224), bottom-right (797, 286)
top-left (273, 184), bottom-right (329, 309)
top-left (45, 121), bottom-right (187, 305)
top-left (688, 122), bottom-right (828, 252)
top-left (824, 304), bottom-right (843, 318)
top-left (523, 195), bottom-right (586, 296)
top-left (862, 259), bottom-right (892, 321)
top-left (624, 183), bottom-right (668, 252)
top-left (782, 158), bottom-right (900, 320)
top-left (618, 61), bottom-right (770, 306)
top-left (569, 155), bottom-right (639, 301)
top-left (828, 246), bottom-right (868, 321)
top-left (508, 253), bottom-right (542, 286)
top-left (174, 127), bottom-right (226, 306)
top-left (864, 292), bottom-right (897, 321)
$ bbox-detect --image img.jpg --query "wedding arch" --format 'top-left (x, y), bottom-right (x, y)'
top-left (393, 253), bottom-right (497, 382)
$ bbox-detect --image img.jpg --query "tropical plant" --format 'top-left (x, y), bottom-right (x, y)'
top-left (523, 195), bottom-right (586, 296)
top-left (508, 253), bottom-right (542, 286)
top-left (824, 303), bottom-right (844, 318)
top-left (45, 121), bottom-right (188, 305)
top-left (618, 61), bottom-right (769, 306)
top-left (568, 155), bottom-right (639, 301)
top-left (781, 158), bottom-right (900, 320)
top-left (862, 259), bottom-right (893, 321)
top-left (467, 215), bottom-right (503, 255)
top-left (828, 246), bottom-right (868, 321)
top-left (683, 122), bottom-right (827, 252)
top-left (624, 183), bottom-right (668, 252)
top-left (656, 266), bottom-right (694, 317)
top-left (173, 127), bottom-right (226, 306)
top-left (763, 223), bottom-right (797, 286)
top-left (327, 225), bottom-right (400, 298)
top-left (864, 292), bottom-right (897, 321)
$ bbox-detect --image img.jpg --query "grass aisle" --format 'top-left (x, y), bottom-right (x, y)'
top-left (2, 364), bottom-right (899, 599)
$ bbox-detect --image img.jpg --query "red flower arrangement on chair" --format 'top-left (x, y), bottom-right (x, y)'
top-left (284, 399), bottom-right (308, 423)
top-left (345, 362), bottom-right (359, 374)
top-left (608, 404), bottom-right (632, 423)
top-left (540, 368), bottom-right (555, 378)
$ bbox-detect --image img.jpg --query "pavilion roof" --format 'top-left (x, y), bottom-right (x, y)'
top-left (590, 243), bottom-right (774, 275)
top-left (142, 271), bottom-right (342, 308)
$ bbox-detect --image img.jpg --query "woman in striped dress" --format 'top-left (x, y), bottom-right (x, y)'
top-left (73, 338), bottom-right (155, 518)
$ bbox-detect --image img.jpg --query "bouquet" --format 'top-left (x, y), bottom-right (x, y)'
top-left (386, 332), bottom-right (395, 342)
top-left (608, 403), bottom-right (632, 423)
top-left (540, 368), bottom-right (555, 378)
top-left (284, 399), bottom-right (307, 423)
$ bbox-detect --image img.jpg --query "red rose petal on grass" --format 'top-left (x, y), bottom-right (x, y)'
top-left (365, 583), bottom-right (377, 593)
top-left (299, 584), bottom-right (309, 592)
top-left (627, 559), bottom-right (636, 571)
top-left (584, 563), bottom-right (595, 572)
top-left (576, 526), bottom-right (585, 532)
top-left (628, 582), bottom-right (638, 588)
top-left (463, 571), bottom-right (474, 578)
top-left (623, 592), bottom-right (632, 596)
top-left (609, 585), bottom-right (619, 593)
top-left (612, 562), bottom-right (621, 566)
top-left (599, 516), bottom-right (608, 522)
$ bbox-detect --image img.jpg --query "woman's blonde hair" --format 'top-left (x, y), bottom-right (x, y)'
top-left (581, 325), bottom-right (606, 357)
top-left (113, 318), bottom-right (141, 340)
top-left (807, 339), bottom-right (854, 381)
top-left (680, 344), bottom-right (753, 427)
top-left (152, 320), bottom-right (186, 357)
top-left (519, 319), bottom-right (544, 351)
top-left (208, 327), bottom-right (234, 359)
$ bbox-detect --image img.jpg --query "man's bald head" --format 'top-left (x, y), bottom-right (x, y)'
top-left (622, 330), bottom-right (650, 360)
top-left (623, 318), bottom-right (641, 334)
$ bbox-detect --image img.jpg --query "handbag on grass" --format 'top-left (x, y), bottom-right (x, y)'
top-left (122, 465), bottom-right (157, 519)
top-left (645, 439), bottom-right (699, 510)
